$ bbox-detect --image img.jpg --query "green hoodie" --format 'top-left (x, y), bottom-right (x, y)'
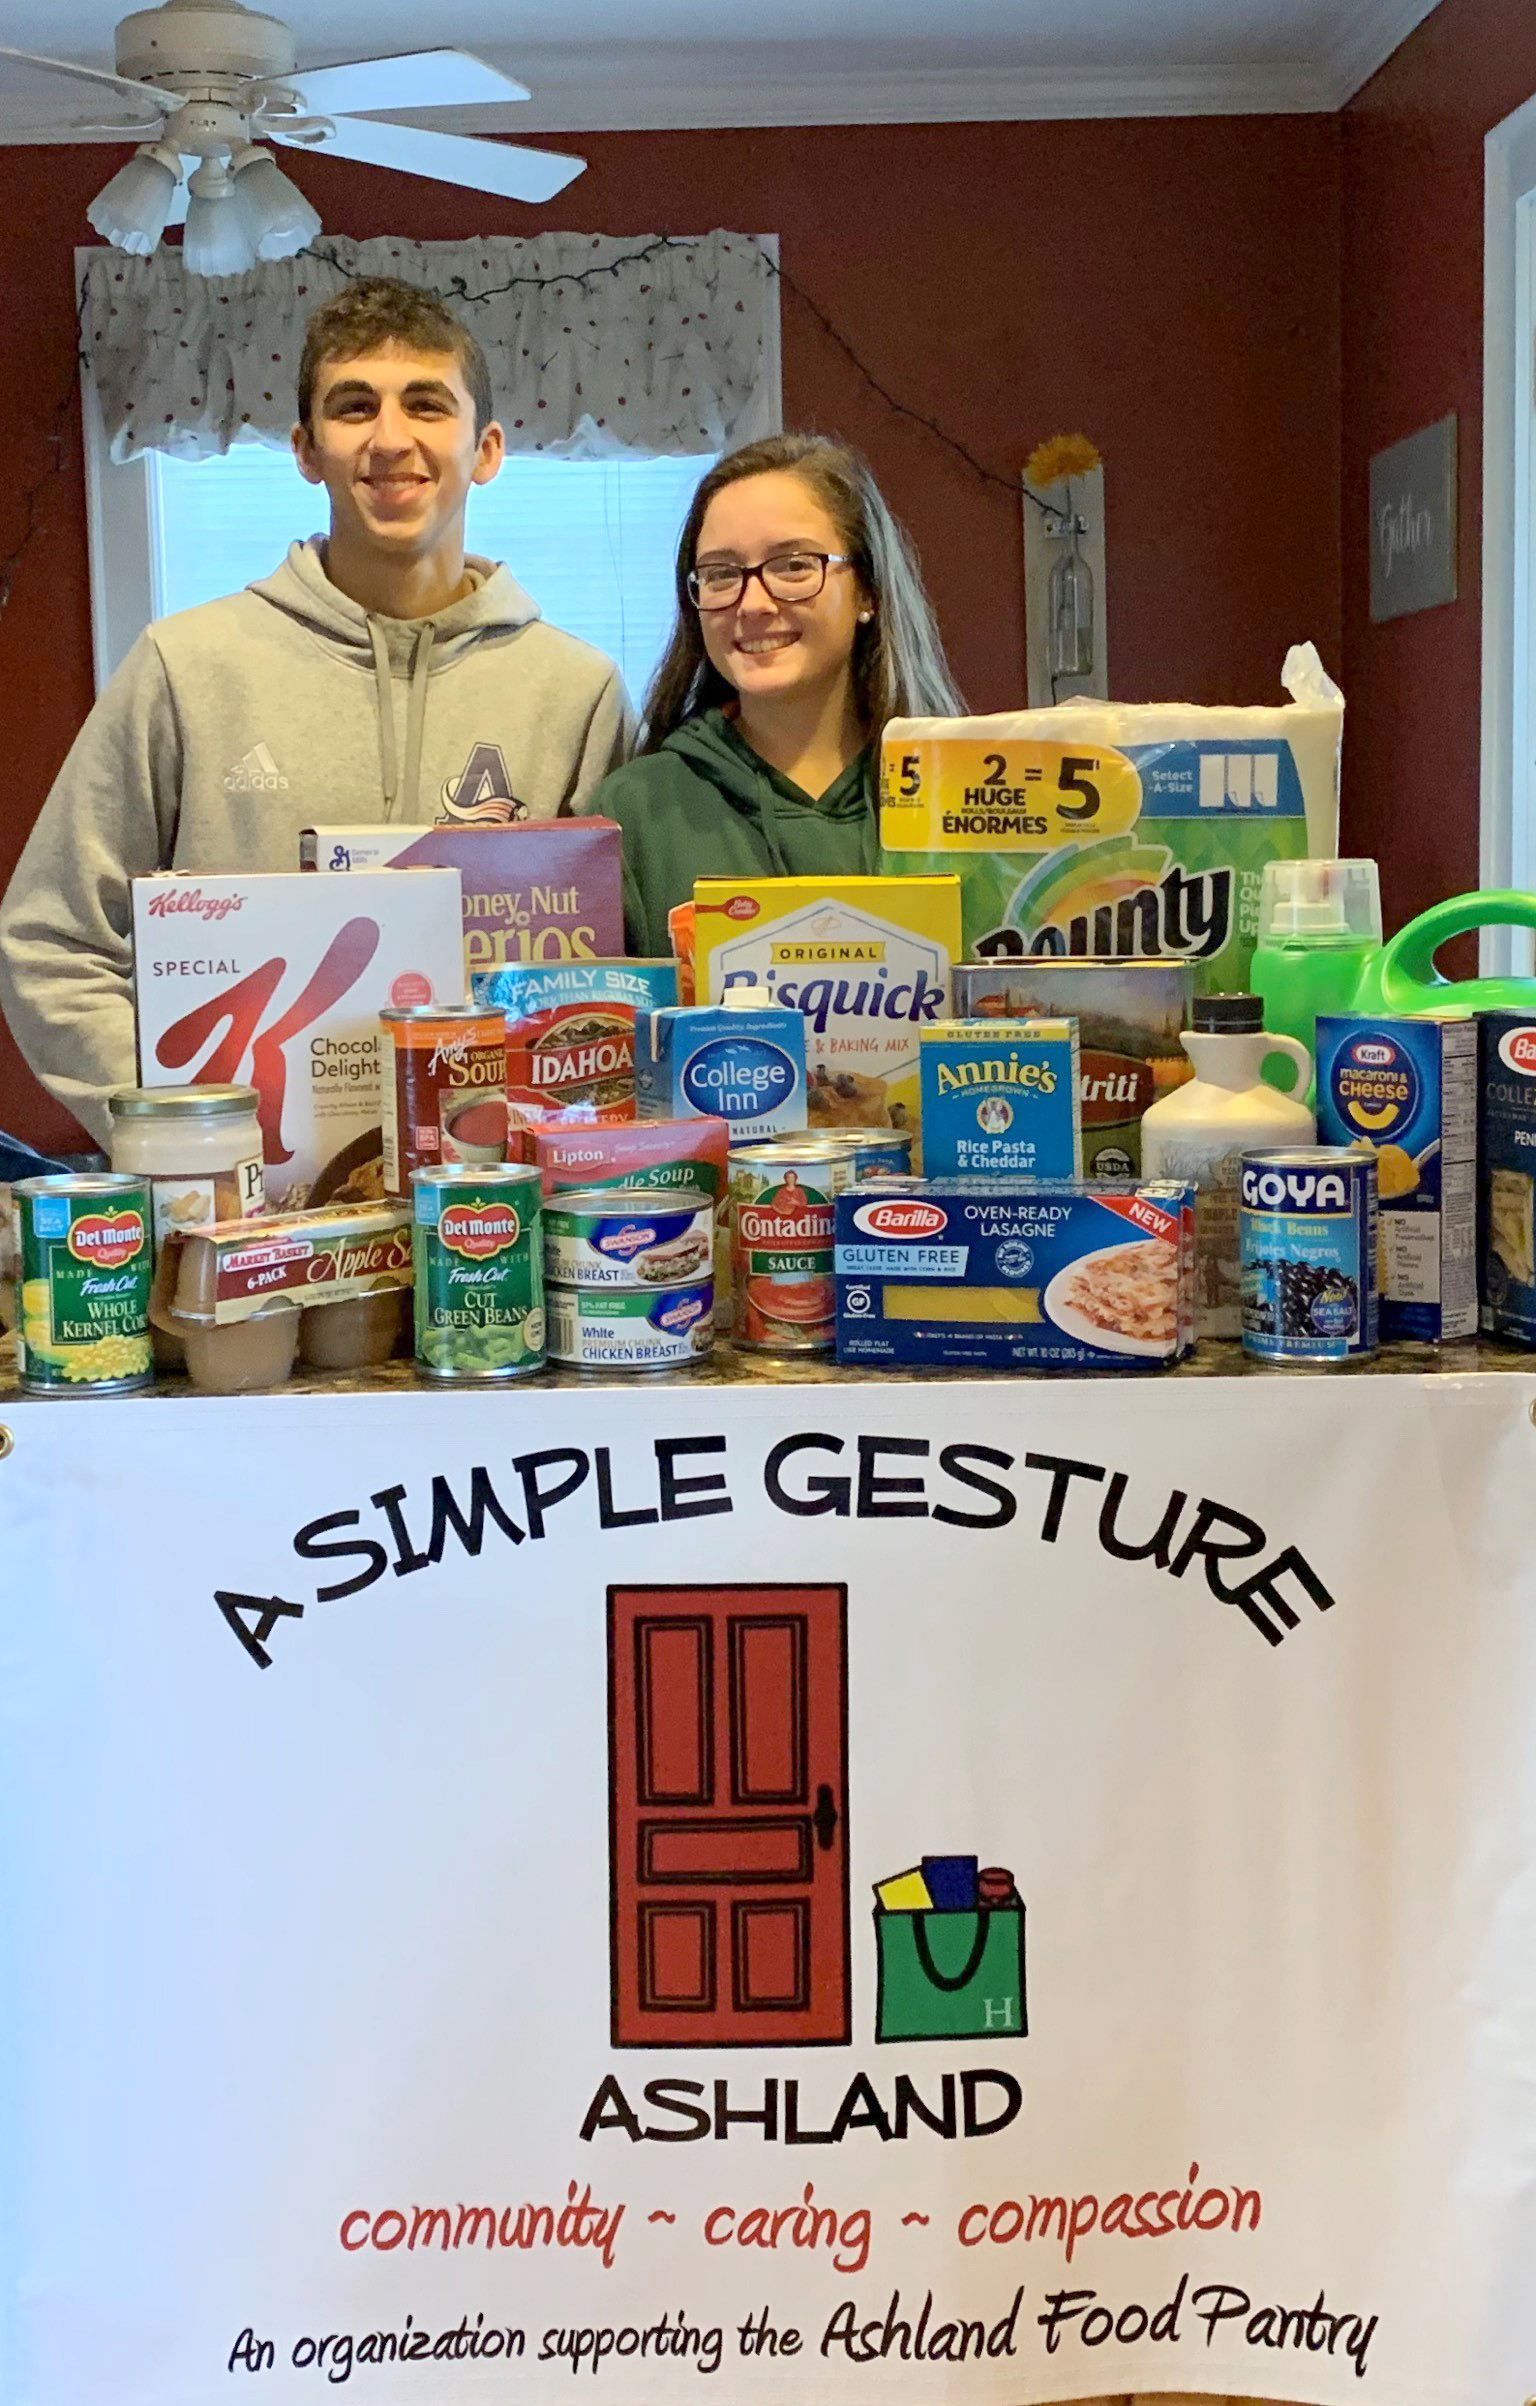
top-left (581, 710), bottom-right (878, 956)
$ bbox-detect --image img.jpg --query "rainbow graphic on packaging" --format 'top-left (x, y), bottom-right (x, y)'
top-left (880, 649), bottom-right (1342, 995)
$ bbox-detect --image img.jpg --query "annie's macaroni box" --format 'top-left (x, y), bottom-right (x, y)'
top-left (131, 869), bottom-right (465, 1210)
top-left (692, 874), bottom-right (961, 1145)
top-left (1315, 1014), bottom-right (1477, 1344)
top-left (300, 818), bottom-right (623, 975)
top-left (635, 1001), bottom-right (808, 1144)
top-left (918, 1018), bottom-right (1082, 1179)
top-left (1479, 1012), bottom-right (1536, 1344)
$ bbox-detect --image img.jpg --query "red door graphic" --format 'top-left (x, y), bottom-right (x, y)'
top-left (609, 1584), bottom-right (849, 2047)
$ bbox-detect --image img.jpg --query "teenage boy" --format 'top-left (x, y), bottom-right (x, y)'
top-left (0, 277), bottom-right (631, 1141)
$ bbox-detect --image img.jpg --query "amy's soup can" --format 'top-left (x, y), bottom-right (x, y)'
top-left (729, 1138), bottom-right (857, 1353)
top-left (13, 1172), bottom-right (154, 1395)
top-left (411, 1163), bottom-right (544, 1381)
top-left (544, 1184), bottom-right (714, 1290)
top-left (1240, 1146), bottom-right (1378, 1363)
top-left (381, 1005), bottom-right (508, 1194)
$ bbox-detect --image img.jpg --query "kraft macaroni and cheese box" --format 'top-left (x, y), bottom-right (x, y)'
top-left (918, 1019), bottom-right (1082, 1178)
top-left (880, 649), bottom-right (1342, 994)
top-left (692, 875), bottom-right (961, 1147)
top-left (1478, 1012), bottom-right (1536, 1344)
top-left (835, 1178), bottom-right (1192, 1369)
top-left (1315, 1015), bottom-right (1477, 1342)
top-left (635, 1004), bottom-right (807, 1143)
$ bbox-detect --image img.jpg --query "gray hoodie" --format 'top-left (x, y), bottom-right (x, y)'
top-left (0, 538), bottom-right (632, 1141)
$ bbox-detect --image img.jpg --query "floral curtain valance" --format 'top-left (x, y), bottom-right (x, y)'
top-left (81, 231), bottom-right (772, 463)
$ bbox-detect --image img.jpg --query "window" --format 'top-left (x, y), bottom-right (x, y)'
top-left (1483, 94), bottom-right (1536, 971)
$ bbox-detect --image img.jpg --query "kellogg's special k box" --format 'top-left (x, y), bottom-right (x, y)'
top-left (132, 870), bottom-right (465, 1209)
top-left (692, 875), bottom-right (961, 1144)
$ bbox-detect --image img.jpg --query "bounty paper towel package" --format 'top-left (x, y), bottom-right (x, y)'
top-left (880, 646), bottom-right (1342, 994)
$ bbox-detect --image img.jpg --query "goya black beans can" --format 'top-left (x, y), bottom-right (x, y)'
top-left (1240, 1146), bottom-right (1378, 1363)
top-left (13, 1172), bottom-right (154, 1395)
top-left (411, 1164), bottom-right (545, 1381)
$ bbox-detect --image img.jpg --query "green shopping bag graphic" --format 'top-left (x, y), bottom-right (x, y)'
top-left (874, 1902), bottom-right (1027, 2042)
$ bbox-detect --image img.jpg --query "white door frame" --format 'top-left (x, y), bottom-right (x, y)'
top-left (1481, 95), bottom-right (1536, 969)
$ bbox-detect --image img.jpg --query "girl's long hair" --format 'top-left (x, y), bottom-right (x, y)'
top-left (640, 433), bottom-right (965, 754)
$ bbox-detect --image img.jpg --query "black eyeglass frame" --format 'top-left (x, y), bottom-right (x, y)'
top-left (686, 551), bottom-right (855, 611)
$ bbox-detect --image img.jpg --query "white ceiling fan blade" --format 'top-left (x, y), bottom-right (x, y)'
top-left (282, 115), bottom-right (583, 204)
top-left (284, 50), bottom-right (529, 117)
top-left (0, 45), bottom-right (179, 112)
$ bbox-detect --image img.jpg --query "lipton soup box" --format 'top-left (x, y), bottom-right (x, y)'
top-left (692, 875), bottom-right (961, 1142)
top-left (132, 869), bottom-right (465, 1210)
top-left (299, 819), bottom-right (623, 974)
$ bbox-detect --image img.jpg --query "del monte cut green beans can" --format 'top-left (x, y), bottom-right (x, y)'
top-left (14, 1172), bottom-right (154, 1395)
top-left (411, 1164), bottom-right (545, 1382)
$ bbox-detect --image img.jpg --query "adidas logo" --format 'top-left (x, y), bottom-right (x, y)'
top-left (224, 742), bottom-right (289, 794)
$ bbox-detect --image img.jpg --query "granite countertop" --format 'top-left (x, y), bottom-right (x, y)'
top-left (2, 1327), bottom-right (1532, 1402)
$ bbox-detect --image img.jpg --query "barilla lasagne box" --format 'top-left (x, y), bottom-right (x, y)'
top-left (1315, 1014), bottom-right (1477, 1343)
top-left (1479, 1012), bottom-right (1536, 1344)
top-left (132, 869), bottom-right (465, 1209)
top-left (692, 875), bottom-right (961, 1145)
top-left (300, 819), bottom-right (624, 976)
top-left (918, 1018), bottom-right (1082, 1179)
top-left (835, 1178), bottom-right (1193, 1369)
top-left (470, 960), bottom-right (675, 1152)
top-left (953, 960), bottom-right (1192, 1176)
top-left (880, 647), bottom-right (1341, 993)
top-left (635, 1003), bottom-right (807, 1144)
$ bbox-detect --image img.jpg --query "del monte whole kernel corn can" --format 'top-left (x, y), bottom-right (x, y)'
top-left (412, 1163), bottom-right (544, 1381)
top-left (14, 1172), bottom-right (154, 1394)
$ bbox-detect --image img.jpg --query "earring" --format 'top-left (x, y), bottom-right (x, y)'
top-left (858, 609), bottom-right (874, 624)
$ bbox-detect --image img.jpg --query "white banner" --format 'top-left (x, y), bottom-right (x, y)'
top-left (3, 1373), bottom-right (1536, 2406)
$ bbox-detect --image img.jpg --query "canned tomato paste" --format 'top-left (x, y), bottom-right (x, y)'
top-left (729, 1138), bottom-right (856, 1353)
top-left (13, 1172), bottom-right (154, 1395)
top-left (380, 1005), bottom-right (508, 1194)
top-left (411, 1163), bottom-right (544, 1381)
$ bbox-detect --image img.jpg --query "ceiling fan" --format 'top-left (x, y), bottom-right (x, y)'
top-left (0, 0), bottom-right (586, 275)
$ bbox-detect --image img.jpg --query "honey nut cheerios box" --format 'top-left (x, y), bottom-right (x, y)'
top-left (692, 875), bottom-right (962, 1151)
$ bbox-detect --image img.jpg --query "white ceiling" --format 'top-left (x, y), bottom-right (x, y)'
top-left (0, 0), bottom-right (1442, 135)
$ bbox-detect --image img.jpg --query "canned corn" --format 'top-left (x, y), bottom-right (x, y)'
top-left (13, 1172), bottom-right (153, 1395)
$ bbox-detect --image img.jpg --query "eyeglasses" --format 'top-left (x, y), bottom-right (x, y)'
top-left (687, 551), bottom-right (853, 610)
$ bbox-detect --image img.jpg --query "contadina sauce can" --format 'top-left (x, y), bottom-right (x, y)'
top-left (1239, 1145), bottom-right (1378, 1364)
top-left (13, 1172), bottom-right (154, 1395)
top-left (543, 1183), bottom-right (714, 1290)
top-left (411, 1163), bottom-right (544, 1381)
top-left (381, 1005), bottom-right (508, 1195)
top-left (729, 1137), bottom-right (857, 1353)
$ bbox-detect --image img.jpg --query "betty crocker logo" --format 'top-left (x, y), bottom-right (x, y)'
top-left (146, 888), bottom-right (245, 923)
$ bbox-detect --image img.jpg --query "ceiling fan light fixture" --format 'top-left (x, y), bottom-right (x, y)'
top-left (182, 159), bottom-right (257, 276)
top-left (86, 138), bottom-right (183, 256)
top-left (229, 142), bottom-right (320, 259)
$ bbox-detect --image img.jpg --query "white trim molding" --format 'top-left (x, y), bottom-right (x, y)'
top-left (1480, 95), bottom-right (1536, 971)
top-left (1323, 0), bottom-right (1445, 107)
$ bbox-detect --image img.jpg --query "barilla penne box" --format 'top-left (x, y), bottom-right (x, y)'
top-left (880, 647), bottom-right (1342, 993)
top-left (1478, 1013), bottom-right (1536, 1345)
top-left (300, 819), bottom-right (624, 975)
top-left (131, 869), bottom-right (465, 1210)
top-left (918, 1018), bottom-right (1082, 1179)
top-left (635, 1003), bottom-right (807, 1144)
top-left (693, 875), bottom-right (961, 1144)
top-left (1315, 1014), bottom-right (1477, 1343)
top-left (834, 1178), bottom-right (1193, 1370)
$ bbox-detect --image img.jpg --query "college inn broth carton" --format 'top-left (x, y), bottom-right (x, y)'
top-left (131, 869), bottom-right (465, 1209)
top-left (692, 874), bottom-right (962, 1145)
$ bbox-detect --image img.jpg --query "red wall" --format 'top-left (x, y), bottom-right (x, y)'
top-left (1341, 0), bottom-right (1536, 934)
top-left (0, 115), bottom-right (1342, 1148)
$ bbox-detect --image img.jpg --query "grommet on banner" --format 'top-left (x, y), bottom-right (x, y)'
top-left (1529, 1400), bottom-right (1536, 1428)
top-left (0, 1425), bottom-right (12, 1460)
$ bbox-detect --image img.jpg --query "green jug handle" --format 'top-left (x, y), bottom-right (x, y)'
top-left (1374, 890), bottom-right (1536, 1012)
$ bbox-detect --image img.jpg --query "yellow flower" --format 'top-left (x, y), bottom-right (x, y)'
top-left (1025, 432), bottom-right (1102, 490)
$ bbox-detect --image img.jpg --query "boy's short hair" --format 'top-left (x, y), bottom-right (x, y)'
top-left (297, 277), bottom-right (495, 435)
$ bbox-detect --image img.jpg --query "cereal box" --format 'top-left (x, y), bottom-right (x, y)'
top-left (880, 648), bottom-right (1342, 994)
top-left (131, 869), bottom-right (465, 1209)
top-left (1315, 1015), bottom-right (1477, 1343)
top-left (469, 960), bottom-right (657, 1149)
top-left (300, 819), bottom-right (623, 975)
top-left (918, 1019), bottom-right (1082, 1179)
top-left (635, 1003), bottom-right (807, 1144)
top-left (1478, 1013), bottom-right (1536, 1345)
top-left (692, 874), bottom-right (962, 1144)
top-left (835, 1178), bottom-right (1193, 1369)
top-left (953, 960), bottom-right (1192, 1177)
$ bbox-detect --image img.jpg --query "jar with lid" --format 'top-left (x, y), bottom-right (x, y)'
top-left (108, 1085), bottom-right (266, 1250)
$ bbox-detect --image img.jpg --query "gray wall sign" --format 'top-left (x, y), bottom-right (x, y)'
top-left (1369, 413), bottom-right (1458, 622)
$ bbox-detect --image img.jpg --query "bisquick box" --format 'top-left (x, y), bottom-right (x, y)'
top-left (1315, 1014), bottom-right (1477, 1343)
top-left (917, 1018), bottom-right (1082, 1179)
top-left (1478, 1012), bottom-right (1536, 1344)
top-left (835, 1177), bottom-right (1194, 1370)
top-left (300, 819), bottom-right (624, 976)
top-left (635, 1004), bottom-right (807, 1143)
top-left (953, 961), bottom-right (1192, 1177)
